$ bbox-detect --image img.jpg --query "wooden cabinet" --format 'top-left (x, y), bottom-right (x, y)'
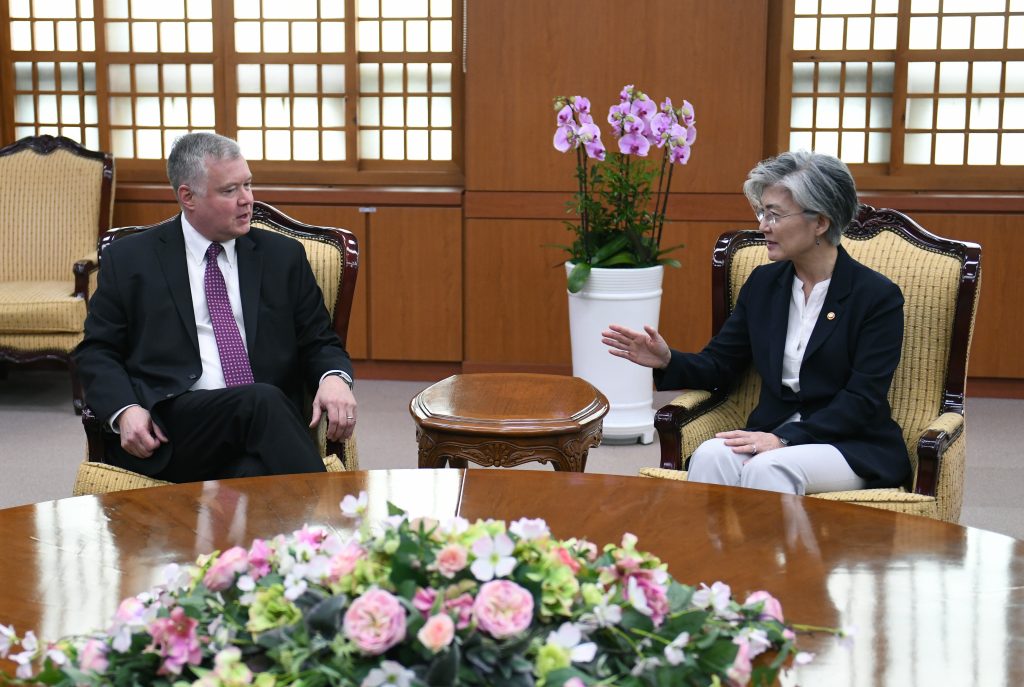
top-left (368, 207), bottom-right (463, 361)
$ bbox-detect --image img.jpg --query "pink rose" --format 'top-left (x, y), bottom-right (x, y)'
top-left (113, 597), bottom-right (146, 625)
top-left (327, 541), bottom-right (366, 582)
top-left (472, 580), bottom-right (534, 639)
top-left (343, 588), bottom-right (407, 655)
top-left (77, 639), bottom-right (108, 673)
top-left (203, 546), bottom-right (249, 592)
top-left (247, 539), bottom-right (271, 579)
top-left (434, 543), bottom-right (468, 578)
top-left (554, 546), bottom-right (580, 573)
top-left (626, 571), bottom-right (669, 627)
top-left (417, 614), bottom-right (455, 653)
top-left (744, 591), bottom-right (784, 623)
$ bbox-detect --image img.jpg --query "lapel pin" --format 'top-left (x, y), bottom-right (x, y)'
top-left (826, 311), bottom-right (836, 321)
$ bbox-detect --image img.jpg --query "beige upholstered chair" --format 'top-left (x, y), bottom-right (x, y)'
top-left (640, 205), bottom-right (982, 523)
top-left (73, 201), bottom-right (360, 495)
top-left (0, 135), bottom-right (115, 412)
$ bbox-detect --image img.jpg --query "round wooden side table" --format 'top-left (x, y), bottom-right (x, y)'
top-left (410, 373), bottom-right (610, 472)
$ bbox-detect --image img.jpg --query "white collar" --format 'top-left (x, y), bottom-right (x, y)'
top-left (181, 213), bottom-right (238, 268)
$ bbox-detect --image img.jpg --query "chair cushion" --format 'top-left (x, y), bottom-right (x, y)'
top-left (73, 454), bottom-right (348, 497)
top-left (0, 281), bottom-right (85, 333)
top-left (638, 467), bottom-right (940, 518)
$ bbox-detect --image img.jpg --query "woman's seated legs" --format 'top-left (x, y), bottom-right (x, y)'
top-left (688, 437), bottom-right (865, 495)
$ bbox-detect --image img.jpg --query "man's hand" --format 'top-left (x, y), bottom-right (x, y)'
top-left (602, 324), bottom-right (672, 369)
top-left (117, 406), bottom-right (169, 458)
top-left (310, 375), bottom-right (357, 441)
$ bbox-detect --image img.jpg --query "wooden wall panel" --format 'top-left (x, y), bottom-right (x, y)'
top-left (465, 0), bottom-right (769, 195)
top-left (465, 219), bottom-right (570, 364)
top-left (112, 201), bottom-right (179, 228)
top-left (369, 207), bottom-right (462, 361)
top-left (910, 213), bottom-right (1024, 380)
top-left (275, 205), bottom-right (368, 360)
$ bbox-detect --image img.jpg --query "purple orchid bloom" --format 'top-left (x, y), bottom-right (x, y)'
top-left (554, 123), bottom-right (577, 153)
top-left (650, 112), bottom-right (676, 143)
top-left (585, 139), bottom-right (606, 161)
top-left (579, 112), bottom-right (595, 125)
top-left (622, 114), bottom-right (645, 135)
top-left (631, 97), bottom-right (656, 121)
top-left (685, 124), bottom-right (697, 145)
top-left (618, 132), bottom-right (650, 157)
top-left (557, 104), bottom-right (574, 127)
top-left (572, 96), bottom-right (591, 114)
top-left (668, 142), bottom-right (691, 165)
top-left (619, 84), bottom-right (635, 102)
top-left (660, 97), bottom-right (674, 113)
top-left (579, 121), bottom-right (602, 143)
top-left (679, 100), bottom-right (696, 127)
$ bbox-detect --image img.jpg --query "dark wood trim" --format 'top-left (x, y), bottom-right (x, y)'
top-left (967, 377), bottom-right (1024, 399)
top-left (352, 360), bottom-right (462, 383)
top-left (116, 183), bottom-right (464, 207)
top-left (461, 362), bottom-right (573, 376)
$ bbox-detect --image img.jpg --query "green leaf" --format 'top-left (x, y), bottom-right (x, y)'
top-left (590, 233), bottom-right (630, 263)
top-left (594, 251), bottom-right (640, 268)
top-left (567, 262), bottom-right (591, 293)
top-left (657, 258), bottom-right (682, 269)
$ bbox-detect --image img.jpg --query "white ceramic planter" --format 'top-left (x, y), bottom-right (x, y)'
top-left (566, 262), bottom-right (663, 444)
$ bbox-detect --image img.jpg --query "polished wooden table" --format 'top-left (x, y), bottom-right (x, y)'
top-left (410, 373), bottom-right (609, 471)
top-left (1, 470), bottom-right (1022, 685)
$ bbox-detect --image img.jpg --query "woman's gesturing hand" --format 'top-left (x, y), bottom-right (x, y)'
top-left (602, 324), bottom-right (672, 369)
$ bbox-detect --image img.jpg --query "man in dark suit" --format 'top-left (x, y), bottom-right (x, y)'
top-left (74, 132), bottom-right (356, 482)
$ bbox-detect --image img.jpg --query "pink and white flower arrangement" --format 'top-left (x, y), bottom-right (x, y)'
top-left (553, 84), bottom-right (698, 292)
top-left (0, 493), bottom-right (844, 686)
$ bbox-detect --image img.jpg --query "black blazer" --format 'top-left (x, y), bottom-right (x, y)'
top-left (654, 245), bottom-right (909, 489)
top-left (74, 215), bottom-right (352, 473)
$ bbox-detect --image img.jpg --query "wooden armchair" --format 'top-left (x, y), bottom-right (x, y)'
top-left (640, 206), bottom-right (982, 523)
top-left (0, 135), bottom-right (115, 412)
top-left (73, 201), bottom-right (360, 495)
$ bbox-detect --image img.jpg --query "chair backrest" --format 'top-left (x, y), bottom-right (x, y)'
top-left (98, 200), bottom-right (359, 346)
top-left (712, 206), bottom-right (982, 477)
top-left (0, 135), bottom-right (114, 282)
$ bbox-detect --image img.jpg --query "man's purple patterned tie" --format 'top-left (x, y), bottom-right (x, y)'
top-left (205, 243), bottom-right (254, 387)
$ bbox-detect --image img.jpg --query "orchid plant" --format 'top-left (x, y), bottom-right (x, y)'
top-left (553, 85), bottom-right (698, 293)
top-left (0, 493), bottom-right (846, 687)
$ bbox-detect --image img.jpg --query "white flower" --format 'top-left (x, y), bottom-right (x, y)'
top-left (579, 592), bottom-right (623, 630)
top-left (111, 625), bottom-right (132, 653)
top-left (630, 656), bottom-right (662, 676)
top-left (361, 660), bottom-right (416, 687)
top-left (509, 517), bottom-right (549, 541)
top-left (20, 631), bottom-right (37, 653)
top-left (795, 651), bottom-right (815, 665)
top-left (470, 533), bottom-right (516, 581)
top-left (236, 575), bottom-right (255, 592)
top-left (340, 491), bottom-right (368, 517)
top-left (627, 576), bottom-right (652, 617)
top-left (692, 581), bottom-right (732, 615)
top-left (438, 516), bottom-right (469, 536)
top-left (283, 575), bottom-right (308, 601)
top-left (160, 563), bottom-right (191, 592)
top-left (663, 631), bottom-right (690, 665)
top-left (12, 650), bottom-right (35, 679)
top-left (46, 647), bottom-right (67, 665)
top-left (737, 627), bottom-right (771, 659)
top-left (547, 623), bottom-right (597, 663)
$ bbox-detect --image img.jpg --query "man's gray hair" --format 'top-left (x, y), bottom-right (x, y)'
top-left (742, 151), bottom-right (858, 246)
top-left (167, 132), bottom-right (242, 197)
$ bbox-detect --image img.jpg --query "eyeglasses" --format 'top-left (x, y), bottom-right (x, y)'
top-left (755, 208), bottom-right (815, 228)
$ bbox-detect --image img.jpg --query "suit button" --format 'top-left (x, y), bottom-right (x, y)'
top-left (188, 374), bottom-right (198, 380)
top-left (166, 393), bottom-right (174, 398)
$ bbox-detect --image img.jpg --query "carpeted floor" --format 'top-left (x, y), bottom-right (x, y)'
top-left (1, 369), bottom-right (1020, 540)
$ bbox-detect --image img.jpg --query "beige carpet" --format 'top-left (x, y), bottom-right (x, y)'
top-left (1, 369), bottom-right (1020, 540)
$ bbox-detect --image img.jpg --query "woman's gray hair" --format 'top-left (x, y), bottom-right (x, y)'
top-left (742, 151), bottom-right (858, 246)
top-left (167, 132), bottom-right (242, 197)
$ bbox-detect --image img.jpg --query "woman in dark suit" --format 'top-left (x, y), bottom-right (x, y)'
top-left (603, 151), bottom-right (909, 494)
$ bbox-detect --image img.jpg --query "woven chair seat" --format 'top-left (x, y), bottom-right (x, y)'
top-left (638, 467), bottom-right (940, 518)
top-left (73, 453), bottom-right (348, 497)
top-left (0, 280), bottom-right (86, 333)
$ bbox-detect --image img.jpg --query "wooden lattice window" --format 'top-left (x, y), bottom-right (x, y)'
top-left (775, 0), bottom-right (1024, 190)
top-left (1, 0), bottom-right (464, 185)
